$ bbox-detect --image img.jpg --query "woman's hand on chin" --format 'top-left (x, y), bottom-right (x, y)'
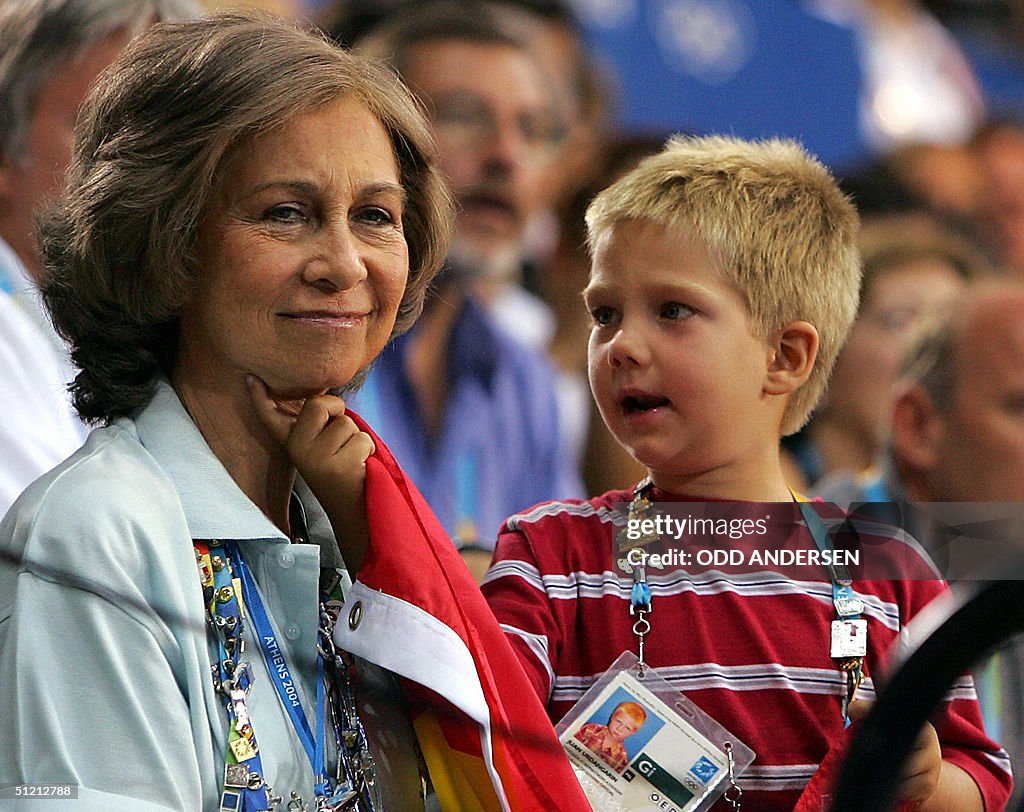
top-left (247, 373), bottom-right (372, 573)
top-left (244, 378), bottom-right (334, 419)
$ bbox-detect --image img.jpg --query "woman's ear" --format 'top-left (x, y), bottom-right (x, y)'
top-left (764, 320), bottom-right (818, 396)
top-left (890, 384), bottom-right (943, 473)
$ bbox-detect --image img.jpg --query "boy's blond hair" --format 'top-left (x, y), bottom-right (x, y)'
top-left (585, 134), bottom-right (861, 435)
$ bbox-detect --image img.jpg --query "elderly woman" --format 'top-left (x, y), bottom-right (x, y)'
top-left (0, 13), bottom-right (587, 812)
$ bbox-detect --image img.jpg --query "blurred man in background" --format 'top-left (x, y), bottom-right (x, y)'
top-left (0, 0), bottom-right (196, 516)
top-left (347, 1), bottom-right (584, 578)
top-left (848, 280), bottom-right (1024, 808)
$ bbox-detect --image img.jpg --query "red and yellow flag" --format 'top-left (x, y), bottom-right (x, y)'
top-left (333, 413), bottom-right (590, 811)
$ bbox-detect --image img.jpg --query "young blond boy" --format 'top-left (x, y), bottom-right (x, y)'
top-left (574, 700), bottom-right (648, 773)
top-left (482, 135), bottom-right (1011, 810)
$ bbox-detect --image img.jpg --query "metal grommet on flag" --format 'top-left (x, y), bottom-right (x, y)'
top-left (348, 601), bottom-right (363, 631)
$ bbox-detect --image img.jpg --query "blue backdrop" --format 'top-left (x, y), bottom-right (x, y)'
top-left (572, 0), bottom-right (865, 169)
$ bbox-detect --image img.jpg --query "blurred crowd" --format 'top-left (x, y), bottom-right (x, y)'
top-left (10, 0), bottom-right (1024, 527)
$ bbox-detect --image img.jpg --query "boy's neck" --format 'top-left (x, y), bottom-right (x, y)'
top-left (647, 457), bottom-right (795, 502)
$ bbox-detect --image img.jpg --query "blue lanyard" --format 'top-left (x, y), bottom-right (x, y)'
top-left (622, 480), bottom-right (656, 675)
top-left (225, 542), bottom-right (330, 797)
top-left (798, 502), bottom-right (863, 618)
top-left (797, 502), bottom-right (866, 725)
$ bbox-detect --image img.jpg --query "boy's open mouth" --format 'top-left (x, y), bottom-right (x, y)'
top-left (621, 394), bottom-right (671, 414)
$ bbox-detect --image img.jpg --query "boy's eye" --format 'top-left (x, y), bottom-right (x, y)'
top-left (661, 302), bottom-right (693, 320)
top-left (590, 305), bottom-right (617, 327)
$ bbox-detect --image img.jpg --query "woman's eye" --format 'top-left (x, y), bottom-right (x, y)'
top-left (264, 204), bottom-right (306, 224)
top-left (661, 302), bottom-right (693, 320)
top-left (357, 206), bottom-right (397, 226)
top-left (590, 306), bottom-right (616, 326)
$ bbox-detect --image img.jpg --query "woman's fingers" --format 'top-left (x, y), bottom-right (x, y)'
top-left (284, 396), bottom-right (374, 466)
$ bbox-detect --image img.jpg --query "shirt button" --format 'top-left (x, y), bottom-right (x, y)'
top-left (278, 550), bottom-right (295, 569)
top-left (284, 624), bottom-right (301, 640)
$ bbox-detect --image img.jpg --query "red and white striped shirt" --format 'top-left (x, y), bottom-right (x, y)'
top-left (483, 488), bottom-right (1012, 811)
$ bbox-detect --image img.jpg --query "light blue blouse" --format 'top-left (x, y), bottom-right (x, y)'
top-left (0, 380), bottom-right (350, 810)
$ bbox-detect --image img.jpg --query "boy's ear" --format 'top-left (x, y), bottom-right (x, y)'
top-left (764, 320), bottom-right (818, 396)
top-left (890, 384), bottom-right (944, 473)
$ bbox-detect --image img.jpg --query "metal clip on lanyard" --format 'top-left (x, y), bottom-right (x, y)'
top-left (621, 479), bottom-right (656, 676)
top-left (797, 502), bottom-right (866, 726)
top-left (723, 742), bottom-right (743, 811)
top-left (630, 563), bottom-right (653, 676)
top-left (317, 605), bottom-right (382, 811)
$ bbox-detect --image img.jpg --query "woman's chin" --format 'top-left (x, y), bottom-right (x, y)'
top-left (261, 376), bottom-right (349, 400)
top-left (265, 385), bottom-right (331, 400)
top-left (259, 386), bottom-right (334, 419)
top-left (250, 366), bottom-right (360, 402)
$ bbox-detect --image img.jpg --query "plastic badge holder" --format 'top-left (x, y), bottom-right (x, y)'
top-left (557, 651), bottom-right (755, 812)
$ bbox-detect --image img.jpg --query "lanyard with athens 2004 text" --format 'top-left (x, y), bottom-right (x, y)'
top-left (196, 539), bottom-right (366, 812)
top-left (196, 540), bottom-right (276, 811)
top-left (796, 501), bottom-right (867, 726)
top-left (227, 542), bottom-right (331, 795)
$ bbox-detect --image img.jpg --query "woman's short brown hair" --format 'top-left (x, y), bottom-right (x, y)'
top-left (40, 10), bottom-right (453, 423)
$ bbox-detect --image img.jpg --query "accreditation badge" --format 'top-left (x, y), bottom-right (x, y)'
top-left (557, 652), bottom-right (754, 812)
top-left (830, 618), bottom-right (868, 658)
